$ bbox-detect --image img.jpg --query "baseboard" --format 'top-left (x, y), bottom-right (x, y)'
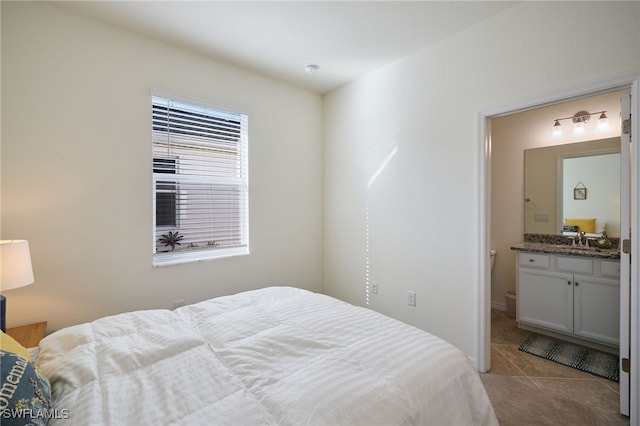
top-left (492, 301), bottom-right (507, 311)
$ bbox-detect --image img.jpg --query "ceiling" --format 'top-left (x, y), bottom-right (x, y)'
top-left (56, 1), bottom-right (518, 94)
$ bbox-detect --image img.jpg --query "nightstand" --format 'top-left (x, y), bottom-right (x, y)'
top-left (6, 321), bottom-right (47, 348)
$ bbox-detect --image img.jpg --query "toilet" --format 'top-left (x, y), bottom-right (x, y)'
top-left (490, 249), bottom-right (516, 318)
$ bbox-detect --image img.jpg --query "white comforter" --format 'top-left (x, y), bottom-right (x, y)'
top-left (38, 287), bottom-right (497, 425)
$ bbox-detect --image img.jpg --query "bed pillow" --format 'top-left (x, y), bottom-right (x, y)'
top-left (565, 218), bottom-right (596, 233)
top-left (0, 331), bottom-right (32, 362)
top-left (0, 350), bottom-right (52, 425)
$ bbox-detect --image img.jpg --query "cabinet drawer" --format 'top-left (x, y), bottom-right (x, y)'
top-left (518, 253), bottom-right (550, 269)
top-left (601, 261), bottom-right (621, 278)
top-left (557, 256), bottom-right (593, 274)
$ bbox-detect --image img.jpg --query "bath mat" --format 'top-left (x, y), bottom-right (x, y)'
top-left (518, 334), bottom-right (619, 382)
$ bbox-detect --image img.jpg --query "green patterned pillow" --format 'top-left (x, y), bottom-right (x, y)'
top-left (0, 350), bottom-right (51, 425)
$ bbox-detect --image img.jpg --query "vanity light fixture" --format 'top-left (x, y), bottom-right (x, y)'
top-left (551, 110), bottom-right (608, 138)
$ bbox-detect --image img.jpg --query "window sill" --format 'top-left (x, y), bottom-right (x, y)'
top-left (153, 246), bottom-right (249, 267)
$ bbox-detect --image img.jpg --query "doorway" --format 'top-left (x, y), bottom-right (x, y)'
top-left (478, 77), bottom-right (638, 421)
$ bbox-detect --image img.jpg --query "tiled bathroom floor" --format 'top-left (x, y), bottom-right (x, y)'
top-left (489, 309), bottom-right (626, 420)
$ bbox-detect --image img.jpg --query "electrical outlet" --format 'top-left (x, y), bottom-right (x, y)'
top-left (407, 291), bottom-right (416, 306)
top-left (534, 213), bottom-right (550, 222)
top-left (173, 299), bottom-right (186, 309)
top-left (371, 282), bottom-right (378, 295)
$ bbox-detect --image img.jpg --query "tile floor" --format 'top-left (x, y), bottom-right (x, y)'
top-left (489, 309), bottom-right (626, 420)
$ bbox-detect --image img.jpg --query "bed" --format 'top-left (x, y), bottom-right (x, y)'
top-left (29, 287), bottom-right (496, 425)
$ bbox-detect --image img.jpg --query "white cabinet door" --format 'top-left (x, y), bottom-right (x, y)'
top-left (519, 268), bottom-right (573, 334)
top-left (574, 274), bottom-right (620, 346)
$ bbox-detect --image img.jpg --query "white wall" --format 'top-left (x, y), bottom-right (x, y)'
top-left (1, 2), bottom-right (324, 331)
top-left (324, 1), bottom-right (640, 361)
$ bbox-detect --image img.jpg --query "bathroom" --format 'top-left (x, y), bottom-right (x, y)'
top-left (488, 89), bottom-right (628, 415)
top-left (489, 89), bottom-right (623, 320)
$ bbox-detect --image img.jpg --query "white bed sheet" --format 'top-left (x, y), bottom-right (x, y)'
top-left (38, 287), bottom-right (497, 425)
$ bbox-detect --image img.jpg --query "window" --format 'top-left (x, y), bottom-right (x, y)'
top-left (153, 158), bottom-right (177, 228)
top-left (152, 95), bottom-right (249, 265)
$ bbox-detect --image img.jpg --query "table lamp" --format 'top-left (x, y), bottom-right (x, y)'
top-left (0, 240), bottom-right (35, 332)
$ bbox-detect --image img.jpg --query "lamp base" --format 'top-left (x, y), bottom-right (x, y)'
top-left (0, 295), bottom-right (6, 332)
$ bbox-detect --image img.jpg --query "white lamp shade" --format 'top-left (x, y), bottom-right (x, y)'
top-left (0, 240), bottom-right (34, 292)
top-left (597, 115), bottom-right (610, 131)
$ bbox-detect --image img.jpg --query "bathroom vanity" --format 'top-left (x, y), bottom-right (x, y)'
top-left (511, 241), bottom-right (620, 349)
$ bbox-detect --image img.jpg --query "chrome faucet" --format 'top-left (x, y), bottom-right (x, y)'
top-left (575, 232), bottom-right (586, 246)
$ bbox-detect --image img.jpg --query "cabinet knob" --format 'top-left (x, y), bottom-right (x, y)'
top-left (529, 259), bottom-right (535, 262)
top-left (575, 282), bottom-right (579, 286)
top-left (568, 281), bottom-right (572, 285)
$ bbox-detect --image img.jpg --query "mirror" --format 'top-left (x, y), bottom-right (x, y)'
top-left (524, 137), bottom-right (621, 237)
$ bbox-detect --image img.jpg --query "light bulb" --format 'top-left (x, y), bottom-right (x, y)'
top-left (597, 112), bottom-right (610, 131)
top-left (551, 120), bottom-right (563, 138)
top-left (572, 121), bottom-right (586, 136)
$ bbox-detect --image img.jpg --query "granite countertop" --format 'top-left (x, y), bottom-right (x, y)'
top-left (511, 241), bottom-right (621, 260)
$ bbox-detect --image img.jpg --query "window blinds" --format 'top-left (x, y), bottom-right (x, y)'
top-left (152, 95), bottom-right (248, 264)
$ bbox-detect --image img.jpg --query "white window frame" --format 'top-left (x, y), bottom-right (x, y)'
top-left (151, 93), bottom-right (249, 266)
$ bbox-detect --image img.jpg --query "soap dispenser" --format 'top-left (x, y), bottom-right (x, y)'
top-left (596, 231), bottom-right (612, 250)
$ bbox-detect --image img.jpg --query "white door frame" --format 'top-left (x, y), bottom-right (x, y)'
top-left (620, 88), bottom-right (632, 416)
top-left (477, 74), bottom-right (639, 421)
